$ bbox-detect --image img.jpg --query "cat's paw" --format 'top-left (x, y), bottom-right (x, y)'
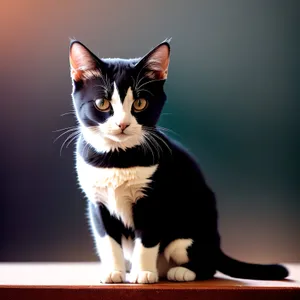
top-left (129, 271), bottom-right (158, 284)
top-left (100, 270), bottom-right (125, 283)
top-left (167, 267), bottom-right (196, 281)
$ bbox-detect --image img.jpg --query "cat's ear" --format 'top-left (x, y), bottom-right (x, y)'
top-left (137, 40), bottom-right (171, 80)
top-left (69, 40), bottom-right (102, 82)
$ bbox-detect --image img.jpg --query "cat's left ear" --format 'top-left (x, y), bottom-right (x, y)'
top-left (69, 40), bottom-right (102, 82)
top-left (136, 40), bottom-right (171, 80)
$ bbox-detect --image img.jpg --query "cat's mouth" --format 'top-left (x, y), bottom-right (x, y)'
top-left (106, 132), bottom-right (131, 142)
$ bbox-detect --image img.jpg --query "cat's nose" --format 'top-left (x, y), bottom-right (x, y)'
top-left (117, 123), bottom-right (130, 131)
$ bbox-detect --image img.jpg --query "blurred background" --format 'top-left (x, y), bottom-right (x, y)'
top-left (0, 0), bottom-right (299, 263)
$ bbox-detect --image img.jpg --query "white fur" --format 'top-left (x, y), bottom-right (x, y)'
top-left (77, 154), bottom-right (158, 227)
top-left (167, 267), bottom-right (196, 282)
top-left (164, 238), bottom-right (193, 264)
top-left (156, 254), bottom-right (177, 278)
top-left (77, 82), bottom-right (145, 152)
top-left (94, 234), bottom-right (126, 283)
top-left (122, 240), bottom-right (179, 279)
top-left (121, 237), bottom-right (179, 279)
top-left (122, 236), bottom-right (134, 273)
top-left (129, 238), bottom-right (159, 283)
top-left (122, 235), bottom-right (135, 262)
top-left (73, 81), bottom-right (164, 283)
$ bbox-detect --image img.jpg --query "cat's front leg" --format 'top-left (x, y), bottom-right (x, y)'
top-left (88, 202), bottom-right (126, 283)
top-left (129, 200), bottom-right (160, 284)
top-left (129, 233), bottom-right (160, 284)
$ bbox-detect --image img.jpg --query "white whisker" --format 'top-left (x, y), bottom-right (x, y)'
top-left (142, 133), bottom-right (156, 164)
top-left (136, 78), bottom-right (164, 91)
top-left (53, 125), bottom-right (77, 133)
top-left (93, 84), bottom-right (109, 93)
top-left (143, 127), bottom-right (172, 156)
top-left (131, 76), bottom-right (136, 90)
top-left (66, 132), bottom-right (80, 148)
top-left (135, 64), bottom-right (149, 90)
top-left (139, 136), bottom-right (147, 156)
top-left (135, 88), bottom-right (154, 97)
top-left (60, 111), bottom-right (76, 117)
top-left (53, 127), bottom-right (79, 143)
top-left (104, 73), bottom-right (112, 93)
top-left (156, 125), bottom-right (179, 137)
top-left (59, 130), bottom-right (80, 156)
top-left (144, 132), bottom-right (162, 160)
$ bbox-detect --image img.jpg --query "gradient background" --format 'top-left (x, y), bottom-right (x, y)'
top-left (0, 0), bottom-right (299, 263)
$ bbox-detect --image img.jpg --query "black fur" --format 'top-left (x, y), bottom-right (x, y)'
top-left (71, 41), bottom-right (167, 129)
top-left (70, 40), bottom-right (289, 281)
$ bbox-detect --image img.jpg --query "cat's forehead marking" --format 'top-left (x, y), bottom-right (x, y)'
top-left (111, 82), bottom-right (134, 113)
top-left (123, 86), bottom-right (135, 111)
top-left (111, 82), bottom-right (121, 107)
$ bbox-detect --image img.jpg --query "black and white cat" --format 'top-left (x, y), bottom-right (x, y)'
top-left (69, 39), bottom-right (289, 284)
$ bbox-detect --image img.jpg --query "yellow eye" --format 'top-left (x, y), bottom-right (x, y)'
top-left (133, 98), bottom-right (148, 112)
top-left (95, 99), bottom-right (110, 112)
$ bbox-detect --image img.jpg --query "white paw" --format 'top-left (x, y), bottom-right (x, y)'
top-left (100, 270), bottom-right (125, 283)
top-left (129, 271), bottom-right (158, 284)
top-left (167, 267), bottom-right (196, 282)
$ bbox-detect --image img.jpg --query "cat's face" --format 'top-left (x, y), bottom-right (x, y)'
top-left (69, 40), bottom-right (170, 152)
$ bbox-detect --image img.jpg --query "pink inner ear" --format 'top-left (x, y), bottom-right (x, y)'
top-left (146, 44), bottom-right (170, 80)
top-left (69, 43), bottom-right (97, 81)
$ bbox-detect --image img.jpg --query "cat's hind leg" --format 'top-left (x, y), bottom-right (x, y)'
top-left (164, 238), bottom-right (196, 281)
top-left (164, 239), bottom-right (217, 281)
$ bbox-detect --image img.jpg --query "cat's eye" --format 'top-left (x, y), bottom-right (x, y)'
top-left (133, 98), bottom-right (148, 112)
top-left (94, 99), bottom-right (111, 112)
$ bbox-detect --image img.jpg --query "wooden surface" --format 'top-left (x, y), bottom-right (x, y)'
top-left (0, 262), bottom-right (299, 300)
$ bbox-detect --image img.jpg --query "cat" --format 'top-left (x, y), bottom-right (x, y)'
top-left (68, 39), bottom-right (289, 284)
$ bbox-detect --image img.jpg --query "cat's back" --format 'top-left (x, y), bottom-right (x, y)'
top-left (159, 133), bottom-right (207, 182)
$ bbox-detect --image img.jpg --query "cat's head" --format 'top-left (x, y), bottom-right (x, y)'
top-left (69, 40), bottom-right (170, 152)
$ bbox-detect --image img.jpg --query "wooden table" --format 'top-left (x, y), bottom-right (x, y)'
top-left (0, 263), bottom-right (299, 299)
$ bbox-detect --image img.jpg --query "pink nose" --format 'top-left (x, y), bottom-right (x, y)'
top-left (117, 123), bottom-right (129, 131)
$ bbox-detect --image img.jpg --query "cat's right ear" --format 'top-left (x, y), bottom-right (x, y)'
top-left (135, 40), bottom-right (171, 81)
top-left (69, 40), bottom-right (102, 82)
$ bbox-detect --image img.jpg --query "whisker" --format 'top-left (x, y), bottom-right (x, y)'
top-left (143, 127), bottom-right (172, 155)
top-left (144, 125), bottom-right (179, 138)
top-left (135, 88), bottom-right (154, 97)
top-left (53, 125), bottom-right (77, 133)
top-left (142, 133), bottom-right (156, 164)
top-left (94, 72), bottom-right (111, 94)
top-left (144, 132), bottom-right (162, 160)
top-left (53, 127), bottom-right (79, 143)
top-left (150, 131), bottom-right (172, 155)
top-left (60, 111), bottom-right (76, 117)
top-left (59, 130), bottom-right (80, 156)
top-left (92, 84), bottom-right (109, 93)
top-left (136, 78), bottom-right (165, 91)
top-left (140, 136), bottom-right (147, 156)
top-left (66, 132), bottom-right (80, 148)
top-left (135, 64), bottom-right (149, 90)
top-left (131, 76), bottom-right (136, 90)
top-left (105, 73), bottom-right (112, 93)
top-left (156, 126), bottom-right (180, 137)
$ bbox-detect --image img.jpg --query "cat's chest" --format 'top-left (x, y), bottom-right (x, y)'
top-left (76, 155), bottom-right (158, 227)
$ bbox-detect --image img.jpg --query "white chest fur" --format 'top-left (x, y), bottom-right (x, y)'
top-left (76, 155), bottom-right (158, 227)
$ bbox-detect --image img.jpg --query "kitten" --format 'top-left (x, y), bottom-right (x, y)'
top-left (68, 39), bottom-right (289, 283)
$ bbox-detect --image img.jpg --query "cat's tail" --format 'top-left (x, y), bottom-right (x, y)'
top-left (217, 251), bottom-right (289, 280)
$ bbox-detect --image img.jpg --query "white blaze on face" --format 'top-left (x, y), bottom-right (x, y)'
top-left (109, 82), bottom-right (135, 129)
top-left (80, 82), bottom-right (145, 152)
